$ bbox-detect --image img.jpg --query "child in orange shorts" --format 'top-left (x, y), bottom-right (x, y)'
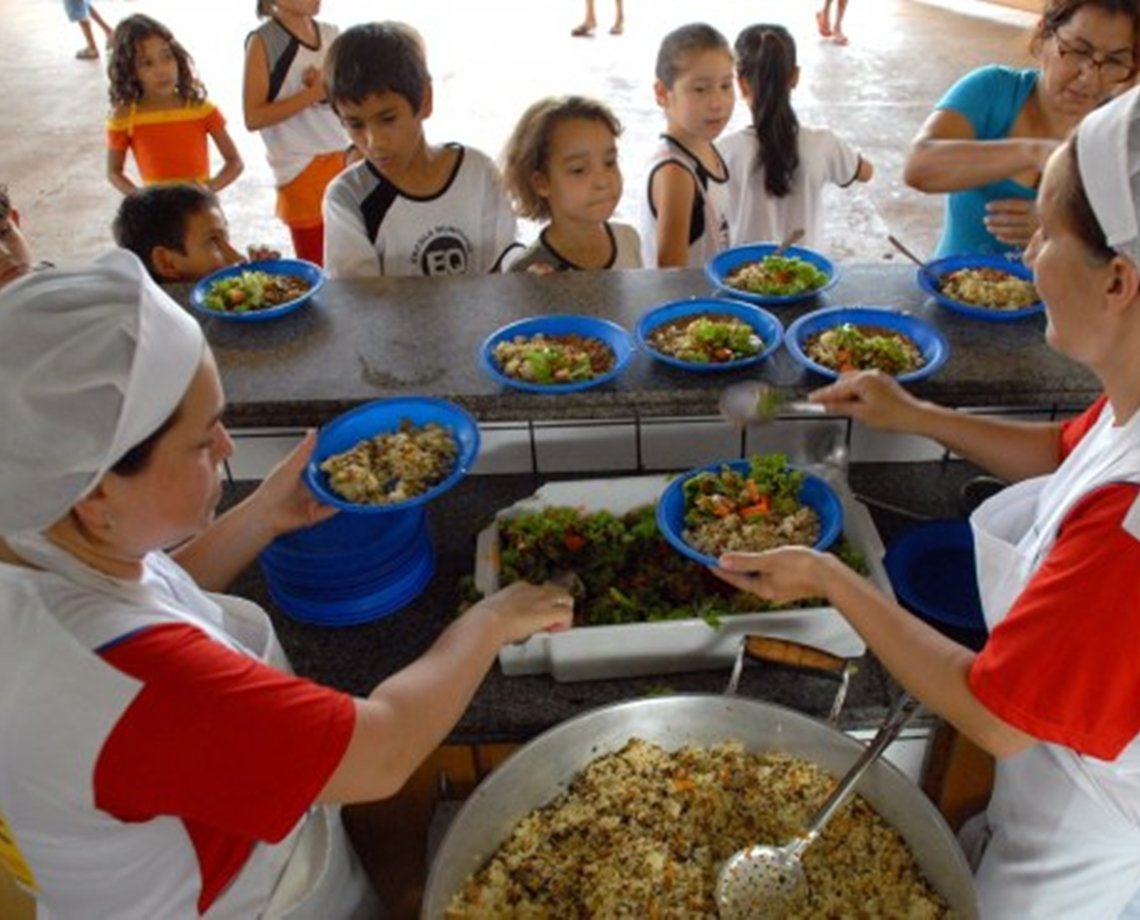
top-left (243, 0), bottom-right (351, 265)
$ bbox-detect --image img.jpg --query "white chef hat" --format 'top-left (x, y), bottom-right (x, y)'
top-left (0, 249), bottom-right (205, 534)
top-left (1076, 84), bottom-right (1140, 267)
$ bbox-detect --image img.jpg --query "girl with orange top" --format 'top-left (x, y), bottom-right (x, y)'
top-left (105, 15), bottom-right (243, 196)
top-left (243, 0), bottom-right (351, 265)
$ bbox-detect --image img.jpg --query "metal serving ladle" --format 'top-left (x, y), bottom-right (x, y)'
top-left (887, 234), bottom-right (941, 289)
top-left (718, 381), bottom-right (828, 426)
top-left (715, 694), bottom-right (922, 919)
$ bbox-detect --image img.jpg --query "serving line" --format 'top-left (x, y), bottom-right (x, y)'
top-left (168, 263), bottom-right (1097, 432)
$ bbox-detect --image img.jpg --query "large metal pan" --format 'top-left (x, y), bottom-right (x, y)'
top-left (422, 694), bottom-right (978, 918)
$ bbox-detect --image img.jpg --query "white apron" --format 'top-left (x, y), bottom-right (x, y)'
top-left (3, 534), bottom-right (379, 920)
top-left (965, 404), bottom-right (1140, 919)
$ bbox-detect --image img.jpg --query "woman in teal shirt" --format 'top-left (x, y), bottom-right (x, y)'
top-left (904, 0), bottom-right (1138, 257)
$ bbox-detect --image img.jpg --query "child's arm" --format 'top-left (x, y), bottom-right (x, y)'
top-left (650, 163), bottom-right (697, 268)
top-left (242, 35), bottom-right (327, 132)
top-left (106, 148), bottom-right (138, 196)
top-left (206, 122), bottom-right (244, 194)
top-left (106, 108), bottom-right (138, 195)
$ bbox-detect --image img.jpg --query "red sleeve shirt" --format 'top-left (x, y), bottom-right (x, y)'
top-left (93, 623), bottom-right (355, 912)
top-left (969, 397), bottom-right (1140, 760)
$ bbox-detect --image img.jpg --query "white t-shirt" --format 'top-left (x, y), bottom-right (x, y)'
top-left (639, 135), bottom-right (731, 269)
top-left (719, 125), bottom-right (862, 249)
top-left (322, 144), bottom-right (519, 278)
top-left (247, 19), bottom-right (348, 188)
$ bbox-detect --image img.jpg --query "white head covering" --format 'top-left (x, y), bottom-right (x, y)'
top-left (1076, 84), bottom-right (1140, 266)
top-left (0, 249), bottom-right (205, 534)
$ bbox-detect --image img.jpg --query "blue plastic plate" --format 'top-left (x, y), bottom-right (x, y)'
top-left (304, 397), bottom-right (480, 513)
top-left (189, 258), bottom-right (324, 322)
top-left (884, 519), bottom-right (986, 633)
top-left (267, 538), bottom-right (436, 627)
top-left (635, 297), bottom-right (784, 372)
top-left (656, 459), bottom-right (843, 567)
top-left (705, 243), bottom-right (838, 306)
top-left (917, 253), bottom-right (1043, 321)
top-left (479, 315), bottom-right (634, 393)
top-left (785, 306), bottom-right (949, 383)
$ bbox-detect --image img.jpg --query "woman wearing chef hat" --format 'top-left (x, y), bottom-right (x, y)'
top-left (0, 250), bottom-right (572, 918)
top-left (716, 82), bottom-right (1140, 918)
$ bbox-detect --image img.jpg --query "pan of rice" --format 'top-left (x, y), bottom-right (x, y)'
top-left (423, 695), bottom-right (978, 918)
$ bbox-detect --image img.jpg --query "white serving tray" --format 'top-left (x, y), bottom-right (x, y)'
top-left (478, 473), bottom-right (894, 682)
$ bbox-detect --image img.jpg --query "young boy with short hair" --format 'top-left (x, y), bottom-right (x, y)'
top-left (112, 184), bottom-right (279, 283)
top-left (321, 22), bottom-right (520, 279)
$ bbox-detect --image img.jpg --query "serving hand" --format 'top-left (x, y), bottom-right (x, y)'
top-left (250, 429), bottom-right (338, 537)
top-left (711, 547), bottom-right (829, 605)
top-left (984, 198), bottom-right (1039, 248)
top-left (470, 581), bottom-right (575, 644)
top-left (807, 370), bottom-right (928, 433)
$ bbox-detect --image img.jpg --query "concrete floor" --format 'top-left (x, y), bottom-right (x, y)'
top-left (3, 0), bottom-right (1036, 266)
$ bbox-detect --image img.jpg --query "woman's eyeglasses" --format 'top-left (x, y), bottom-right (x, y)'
top-left (1053, 31), bottom-right (1134, 84)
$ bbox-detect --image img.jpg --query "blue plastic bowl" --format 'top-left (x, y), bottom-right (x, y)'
top-left (479, 315), bottom-right (634, 393)
top-left (261, 520), bottom-right (431, 596)
top-left (635, 297), bottom-right (784, 372)
top-left (268, 505), bottom-right (425, 558)
top-left (304, 397), bottom-right (480, 513)
top-left (260, 517), bottom-right (429, 590)
top-left (917, 253), bottom-right (1043, 322)
top-left (705, 243), bottom-right (838, 306)
top-left (656, 459), bottom-right (843, 567)
top-left (189, 258), bottom-right (324, 322)
top-left (267, 539), bottom-right (437, 627)
top-left (884, 519), bottom-right (986, 634)
top-left (785, 306), bottom-right (949, 384)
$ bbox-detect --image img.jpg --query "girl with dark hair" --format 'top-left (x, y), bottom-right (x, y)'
top-left (716, 83), bottom-right (1140, 916)
top-left (639, 22), bottom-right (734, 268)
top-left (905, 0), bottom-right (1139, 257)
top-left (105, 15), bottom-right (243, 196)
top-left (243, 0), bottom-right (350, 265)
top-left (720, 24), bottom-right (872, 249)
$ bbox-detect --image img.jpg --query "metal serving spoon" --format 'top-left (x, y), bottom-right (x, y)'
top-left (887, 234), bottom-right (941, 289)
top-left (772, 227), bottom-right (805, 257)
top-left (718, 381), bottom-right (828, 427)
top-left (715, 694), bottom-right (921, 919)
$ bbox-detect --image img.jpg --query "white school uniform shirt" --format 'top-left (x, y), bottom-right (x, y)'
top-left (719, 125), bottom-right (862, 249)
top-left (247, 19), bottom-right (347, 188)
top-left (639, 135), bottom-right (730, 268)
top-left (966, 402), bottom-right (1140, 918)
top-left (322, 144), bottom-right (519, 278)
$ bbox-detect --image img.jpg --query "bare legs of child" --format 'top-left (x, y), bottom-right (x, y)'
top-left (571, 0), bottom-right (624, 37)
top-left (816, 0), bottom-right (849, 45)
top-left (69, 1), bottom-right (113, 60)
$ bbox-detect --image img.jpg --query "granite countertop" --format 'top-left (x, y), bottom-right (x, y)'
top-left (175, 264), bottom-right (1098, 430)
top-left (226, 459), bottom-right (985, 743)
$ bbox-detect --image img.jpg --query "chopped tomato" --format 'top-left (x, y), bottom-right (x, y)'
top-left (228, 288), bottom-right (247, 305)
top-left (740, 497), bottom-right (772, 519)
top-left (563, 531), bottom-right (586, 552)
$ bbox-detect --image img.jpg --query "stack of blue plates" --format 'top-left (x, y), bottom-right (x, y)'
top-left (261, 396), bottom-right (480, 627)
top-left (260, 507), bottom-right (437, 626)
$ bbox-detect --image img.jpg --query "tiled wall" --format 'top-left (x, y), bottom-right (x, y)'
top-left (227, 406), bottom-right (1071, 481)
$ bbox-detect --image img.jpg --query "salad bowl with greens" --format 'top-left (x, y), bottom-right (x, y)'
top-left (190, 258), bottom-right (324, 323)
top-left (480, 315), bottom-right (634, 393)
top-left (636, 297), bottom-right (783, 372)
top-left (706, 244), bottom-right (837, 306)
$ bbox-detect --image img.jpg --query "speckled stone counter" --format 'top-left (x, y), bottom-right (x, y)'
top-left (175, 264), bottom-right (1097, 430)
top-left (226, 460), bottom-right (983, 743)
